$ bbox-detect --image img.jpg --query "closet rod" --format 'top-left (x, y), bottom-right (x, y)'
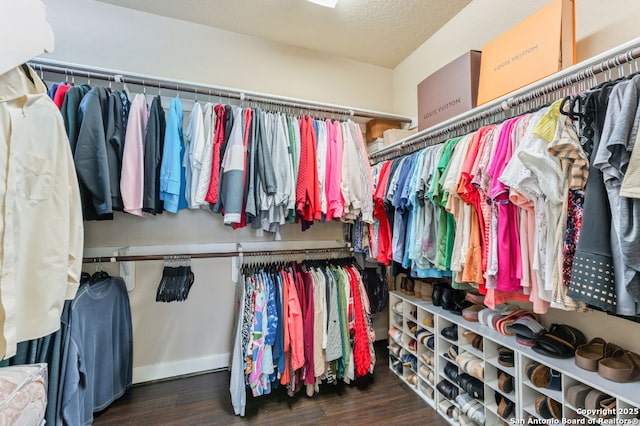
top-left (83, 246), bottom-right (353, 264)
top-left (28, 58), bottom-right (412, 123)
top-left (369, 37), bottom-right (640, 163)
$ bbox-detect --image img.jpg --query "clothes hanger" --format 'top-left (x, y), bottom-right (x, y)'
top-left (20, 63), bottom-right (35, 86)
top-left (89, 259), bottom-right (110, 284)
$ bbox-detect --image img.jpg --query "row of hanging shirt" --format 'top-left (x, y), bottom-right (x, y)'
top-left (48, 81), bottom-right (374, 237)
top-left (229, 259), bottom-right (376, 416)
top-left (356, 76), bottom-right (640, 319)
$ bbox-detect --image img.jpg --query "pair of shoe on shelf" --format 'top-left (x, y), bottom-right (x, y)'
top-left (462, 330), bottom-right (483, 351)
top-left (432, 281), bottom-right (477, 316)
top-left (497, 370), bottom-right (514, 394)
top-left (444, 360), bottom-right (484, 400)
top-left (387, 343), bottom-right (401, 358)
top-left (497, 347), bottom-right (514, 368)
top-left (401, 353), bottom-right (417, 371)
top-left (420, 351), bottom-right (434, 366)
top-left (399, 275), bottom-right (414, 296)
top-left (438, 399), bottom-right (460, 421)
top-left (495, 392), bottom-right (515, 419)
top-left (575, 337), bottom-right (640, 382)
top-left (566, 383), bottom-right (615, 417)
top-left (505, 316), bottom-right (587, 359)
top-left (535, 395), bottom-right (562, 420)
top-left (436, 379), bottom-right (458, 400)
top-left (388, 327), bottom-right (402, 346)
top-left (457, 351), bottom-right (484, 381)
top-left (441, 324), bottom-right (458, 340)
top-left (456, 393), bottom-right (485, 425)
top-left (422, 312), bottom-right (434, 328)
top-left (418, 364), bottom-right (435, 384)
top-left (414, 279), bottom-right (435, 302)
top-left (416, 328), bottom-right (434, 349)
top-left (525, 361), bottom-right (561, 390)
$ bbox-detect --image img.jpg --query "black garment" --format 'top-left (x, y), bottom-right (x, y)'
top-left (143, 96), bottom-right (166, 214)
top-left (61, 84), bottom-right (91, 153)
top-left (75, 86), bottom-right (113, 220)
top-left (246, 108), bottom-right (259, 227)
top-left (105, 91), bottom-right (129, 211)
top-left (568, 86), bottom-right (616, 311)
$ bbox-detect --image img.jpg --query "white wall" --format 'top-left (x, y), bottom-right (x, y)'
top-left (43, 0), bottom-right (387, 382)
top-left (43, 0), bottom-right (393, 112)
top-left (392, 0), bottom-right (640, 118)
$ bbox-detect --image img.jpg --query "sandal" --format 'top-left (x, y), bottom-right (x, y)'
top-left (472, 334), bottom-right (484, 351)
top-left (535, 395), bottom-right (561, 420)
top-left (506, 316), bottom-right (546, 339)
top-left (498, 371), bottom-right (514, 394)
top-left (533, 324), bottom-right (586, 358)
top-left (529, 363), bottom-right (551, 388)
top-left (575, 337), bottom-right (606, 371)
top-left (566, 383), bottom-right (591, 408)
top-left (585, 389), bottom-right (611, 410)
top-left (463, 330), bottom-right (479, 345)
top-left (498, 347), bottom-right (515, 367)
top-left (598, 349), bottom-right (640, 382)
top-left (462, 304), bottom-right (484, 322)
top-left (497, 393), bottom-right (515, 419)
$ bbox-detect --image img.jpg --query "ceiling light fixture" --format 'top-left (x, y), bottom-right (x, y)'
top-left (307, 0), bottom-right (339, 8)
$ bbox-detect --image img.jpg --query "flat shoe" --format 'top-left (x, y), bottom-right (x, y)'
top-left (566, 383), bottom-right (591, 408)
top-left (548, 397), bottom-right (562, 420)
top-left (533, 323), bottom-right (587, 359)
top-left (497, 395), bottom-right (515, 419)
top-left (441, 325), bottom-right (458, 340)
top-left (576, 338), bottom-right (621, 372)
top-left (498, 347), bottom-right (515, 367)
top-left (530, 364), bottom-right (551, 388)
top-left (585, 389), bottom-right (610, 410)
top-left (598, 349), bottom-right (640, 382)
top-left (498, 371), bottom-right (514, 394)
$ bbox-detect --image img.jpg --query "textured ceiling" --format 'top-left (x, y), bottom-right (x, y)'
top-left (97, 0), bottom-right (471, 68)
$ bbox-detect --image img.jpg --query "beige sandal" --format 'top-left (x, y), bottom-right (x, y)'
top-left (598, 349), bottom-right (640, 382)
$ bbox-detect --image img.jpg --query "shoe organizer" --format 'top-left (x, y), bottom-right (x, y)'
top-left (388, 290), bottom-right (640, 426)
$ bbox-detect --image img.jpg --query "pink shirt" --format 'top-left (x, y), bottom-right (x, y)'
top-left (325, 120), bottom-right (344, 220)
top-left (121, 94), bottom-right (148, 216)
top-left (488, 117), bottom-right (522, 292)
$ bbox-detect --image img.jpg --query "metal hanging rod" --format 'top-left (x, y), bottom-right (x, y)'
top-left (29, 58), bottom-right (412, 123)
top-left (369, 37), bottom-right (640, 163)
top-left (83, 246), bottom-right (353, 264)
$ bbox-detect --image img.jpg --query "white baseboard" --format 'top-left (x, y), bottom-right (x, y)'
top-left (132, 353), bottom-right (230, 384)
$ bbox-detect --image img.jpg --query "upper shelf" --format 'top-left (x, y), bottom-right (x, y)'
top-left (369, 36), bottom-right (640, 162)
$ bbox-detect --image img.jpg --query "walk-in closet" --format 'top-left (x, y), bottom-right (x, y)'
top-left (2, 0), bottom-right (640, 424)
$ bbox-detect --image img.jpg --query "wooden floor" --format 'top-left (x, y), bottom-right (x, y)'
top-left (93, 341), bottom-right (448, 425)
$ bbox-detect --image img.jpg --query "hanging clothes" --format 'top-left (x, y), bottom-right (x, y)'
top-left (160, 97), bottom-right (188, 213)
top-left (230, 259), bottom-right (375, 417)
top-left (121, 93), bottom-right (147, 216)
top-left (0, 65), bottom-right (83, 358)
top-left (61, 275), bottom-right (133, 425)
top-left (142, 95), bottom-right (166, 214)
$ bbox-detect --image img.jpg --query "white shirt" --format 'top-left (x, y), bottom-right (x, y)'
top-left (185, 102), bottom-right (206, 208)
top-left (0, 66), bottom-right (83, 358)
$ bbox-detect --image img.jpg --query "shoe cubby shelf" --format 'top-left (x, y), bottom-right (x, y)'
top-left (389, 291), bottom-right (640, 426)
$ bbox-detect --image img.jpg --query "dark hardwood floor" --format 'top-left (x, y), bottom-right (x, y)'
top-left (93, 341), bottom-right (448, 425)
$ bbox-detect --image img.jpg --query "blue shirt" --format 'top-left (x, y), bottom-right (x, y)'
top-left (160, 97), bottom-right (187, 213)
